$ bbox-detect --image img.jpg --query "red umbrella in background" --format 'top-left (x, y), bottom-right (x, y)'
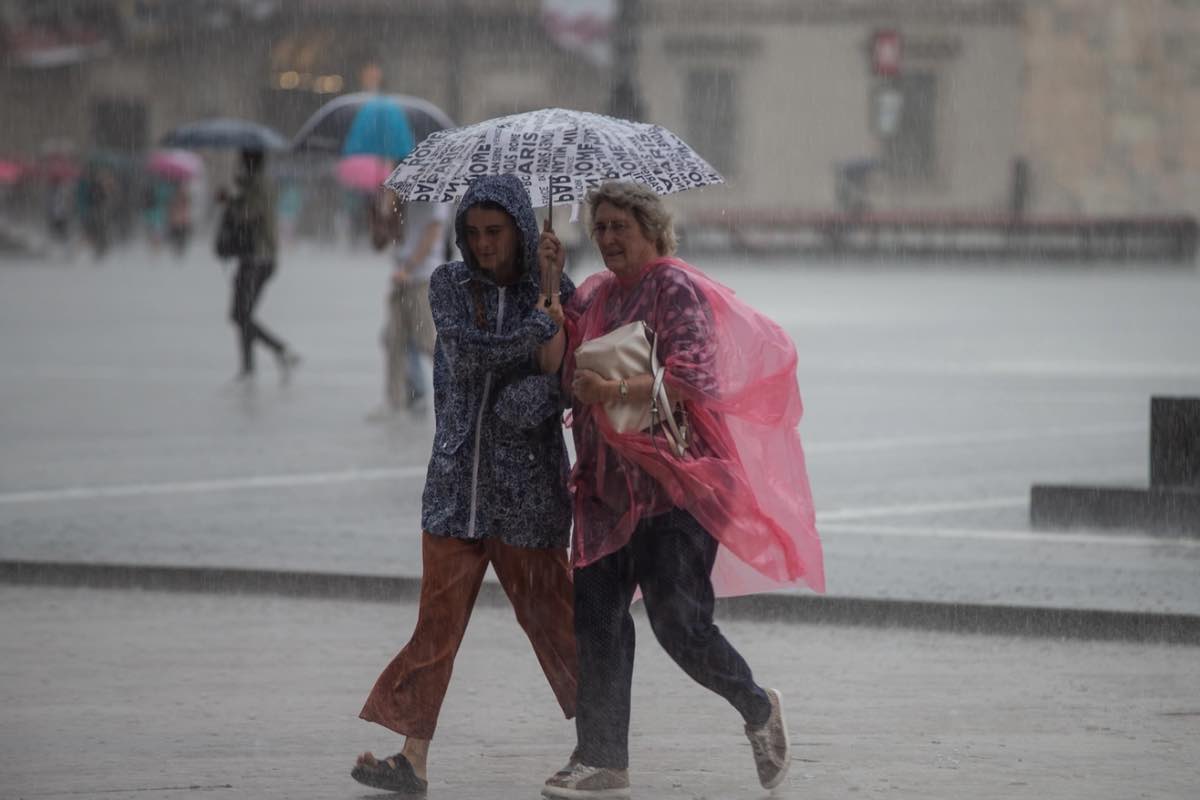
top-left (0, 159), bottom-right (29, 184)
top-left (146, 148), bottom-right (204, 181)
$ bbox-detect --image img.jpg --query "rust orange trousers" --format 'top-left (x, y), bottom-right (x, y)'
top-left (359, 532), bottom-right (578, 739)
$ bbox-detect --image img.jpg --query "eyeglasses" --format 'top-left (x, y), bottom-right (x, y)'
top-left (591, 220), bottom-right (633, 238)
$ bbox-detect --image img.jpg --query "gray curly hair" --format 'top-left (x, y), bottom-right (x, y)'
top-left (585, 181), bottom-right (677, 256)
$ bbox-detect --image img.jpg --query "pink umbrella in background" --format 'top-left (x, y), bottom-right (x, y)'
top-left (336, 154), bottom-right (392, 192)
top-left (147, 148), bottom-right (204, 181)
top-left (0, 159), bottom-right (28, 184)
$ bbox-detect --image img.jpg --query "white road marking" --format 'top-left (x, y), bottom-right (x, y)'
top-left (801, 357), bottom-right (1200, 381)
top-left (0, 424), bottom-right (1152, 514)
top-left (0, 365), bottom-right (380, 387)
top-left (817, 521), bottom-right (1200, 549)
top-left (817, 496), bottom-right (1028, 521)
top-left (0, 466), bottom-right (428, 506)
top-left (805, 423), bottom-right (1143, 455)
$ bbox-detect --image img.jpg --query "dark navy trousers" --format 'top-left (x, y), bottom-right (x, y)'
top-left (573, 508), bottom-right (772, 769)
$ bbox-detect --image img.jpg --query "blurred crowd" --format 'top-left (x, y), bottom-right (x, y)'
top-left (0, 141), bottom-right (425, 261)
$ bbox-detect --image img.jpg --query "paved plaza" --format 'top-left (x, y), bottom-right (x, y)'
top-left (2, 245), bottom-right (1199, 799)
top-left (2, 585), bottom-right (1198, 800)
top-left (2, 246), bottom-right (1199, 611)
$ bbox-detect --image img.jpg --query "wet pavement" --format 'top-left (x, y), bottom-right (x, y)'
top-left (4, 246), bottom-right (1200, 799)
top-left (3, 584), bottom-right (1198, 800)
top-left (2, 246), bottom-right (1199, 613)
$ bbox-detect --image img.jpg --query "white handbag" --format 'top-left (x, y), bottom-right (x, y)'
top-left (574, 321), bottom-right (690, 457)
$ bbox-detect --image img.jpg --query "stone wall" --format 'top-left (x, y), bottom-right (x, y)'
top-left (641, 1), bottom-right (1024, 216)
top-left (1023, 0), bottom-right (1200, 214)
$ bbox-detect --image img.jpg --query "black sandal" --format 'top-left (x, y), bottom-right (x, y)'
top-left (351, 752), bottom-right (428, 794)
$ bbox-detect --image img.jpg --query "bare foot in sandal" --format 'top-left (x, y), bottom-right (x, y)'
top-left (351, 750), bottom-right (428, 794)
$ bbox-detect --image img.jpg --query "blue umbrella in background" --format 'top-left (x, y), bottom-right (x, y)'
top-left (291, 93), bottom-right (453, 158)
top-left (342, 96), bottom-right (414, 160)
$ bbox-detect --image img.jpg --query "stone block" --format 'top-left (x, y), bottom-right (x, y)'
top-left (1030, 484), bottom-right (1200, 535)
top-left (1151, 396), bottom-right (1200, 488)
top-left (1030, 396), bottom-right (1200, 535)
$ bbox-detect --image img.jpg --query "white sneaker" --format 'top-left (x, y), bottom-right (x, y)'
top-left (542, 760), bottom-right (630, 799)
top-left (745, 688), bottom-right (791, 789)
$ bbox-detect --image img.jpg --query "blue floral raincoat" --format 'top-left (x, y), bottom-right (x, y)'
top-left (421, 175), bottom-right (575, 548)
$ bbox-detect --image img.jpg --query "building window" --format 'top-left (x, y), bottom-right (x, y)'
top-left (883, 72), bottom-right (937, 182)
top-left (685, 67), bottom-right (737, 178)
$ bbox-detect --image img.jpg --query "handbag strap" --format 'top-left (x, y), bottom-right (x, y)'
top-left (649, 330), bottom-right (687, 458)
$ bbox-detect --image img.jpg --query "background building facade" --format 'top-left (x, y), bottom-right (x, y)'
top-left (1, 0), bottom-right (1197, 226)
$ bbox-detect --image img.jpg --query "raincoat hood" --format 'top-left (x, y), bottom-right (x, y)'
top-left (454, 174), bottom-right (541, 288)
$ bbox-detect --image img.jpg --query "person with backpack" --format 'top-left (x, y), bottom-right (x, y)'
top-left (365, 190), bottom-right (453, 420)
top-left (216, 148), bottom-right (300, 381)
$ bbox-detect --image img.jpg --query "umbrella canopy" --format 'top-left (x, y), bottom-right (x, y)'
top-left (383, 107), bottom-right (724, 208)
top-left (342, 97), bottom-right (414, 160)
top-left (146, 148), bottom-right (205, 181)
top-left (291, 93), bottom-right (454, 157)
top-left (0, 159), bottom-right (28, 184)
top-left (160, 118), bottom-right (288, 152)
top-left (335, 154), bottom-right (392, 192)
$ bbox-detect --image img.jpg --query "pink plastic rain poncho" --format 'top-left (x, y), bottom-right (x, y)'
top-left (564, 257), bottom-right (825, 596)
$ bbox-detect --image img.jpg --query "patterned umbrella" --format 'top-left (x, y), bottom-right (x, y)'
top-left (383, 107), bottom-right (724, 209)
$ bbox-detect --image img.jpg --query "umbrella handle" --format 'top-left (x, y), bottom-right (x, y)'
top-left (543, 193), bottom-right (560, 308)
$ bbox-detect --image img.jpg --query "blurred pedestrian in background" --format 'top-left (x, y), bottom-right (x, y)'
top-left (366, 189), bottom-right (452, 421)
top-left (218, 148), bottom-right (300, 381)
top-left (352, 175), bottom-right (577, 795)
top-left (45, 176), bottom-right (72, 254)
top-left (76, 164), bottom-right (113, 260)
top-left (166, 182), bottom-right (192, 257)
top-left (141, 178), bottom-right (169, 251)
top-left (542, 181), bottom-right (824, 799)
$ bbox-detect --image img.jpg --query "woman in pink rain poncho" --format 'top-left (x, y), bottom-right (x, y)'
top-left (540, 181), bottom-right (823, 799)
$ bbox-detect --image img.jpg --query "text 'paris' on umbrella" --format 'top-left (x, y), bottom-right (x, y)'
top-left (383, 107), bottom-right (723, 215)
top-left (383, 108), bottom-right (724, 299)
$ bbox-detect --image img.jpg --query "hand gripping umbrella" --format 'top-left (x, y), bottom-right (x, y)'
top-left (383, 108), bottom-right (724, 297)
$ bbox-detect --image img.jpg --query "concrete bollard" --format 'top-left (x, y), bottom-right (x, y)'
top-left (1150, 397), bottom-right (1200, 489)
top-left (1030, 396), bottom-right (1200, 535)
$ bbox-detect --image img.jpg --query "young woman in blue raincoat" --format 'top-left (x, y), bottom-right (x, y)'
top-left (351, 174), bottom-right (578, 794)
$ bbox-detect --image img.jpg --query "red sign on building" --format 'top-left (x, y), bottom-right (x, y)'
top-left (872, 30), bottom-right (902, 77)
